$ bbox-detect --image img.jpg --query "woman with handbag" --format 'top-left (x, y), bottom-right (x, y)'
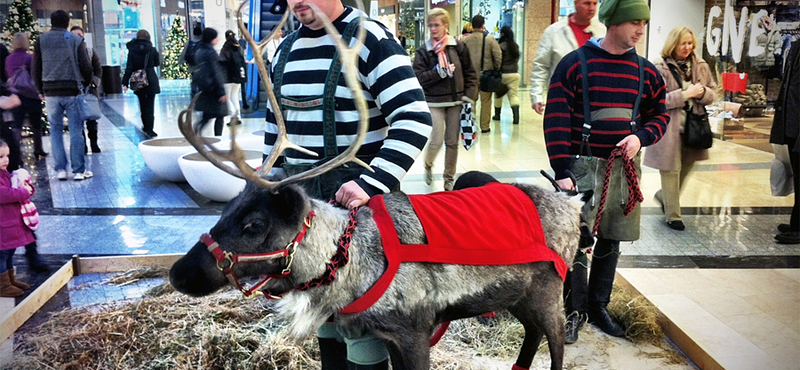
top-left (219, 30), bottom-right (247, 123)
top-left (643, 26), bottom-right (716, 231)
top-left (413, 8), bottom-right (478, 191)
top-left (4, 33), bottom-right (47, 160)
top-left (122, 30), bottom-right (161, 138)
top-left (491, 26), bottom-right (521, 125)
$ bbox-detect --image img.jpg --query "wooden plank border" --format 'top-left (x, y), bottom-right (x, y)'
top-left (0, 254), bottom-right (185, 344)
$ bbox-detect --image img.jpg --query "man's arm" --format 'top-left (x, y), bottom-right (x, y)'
top-left (32, 39), bottom-right (42, 93)
top-left (490, 38), bottom-right (502, 70)
top-left (543, 56), bottom-right (577, 181)
top-left (530, 29), bottom-right (555, 113)
top-left (633, 63), bottom-right (669, 149)
top-left (77, 41), bottom-right (93, 84)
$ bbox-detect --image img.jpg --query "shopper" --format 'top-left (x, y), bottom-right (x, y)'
top-left (71, 26), bottom-right (103, 153)
top-left (192, 27), bottom-right (227, 136)
top-left (5, 32), bottom-right (48, 160)
top-left (32, 10), bottom-right (94, 181)
top-left (0, 138), bottom-right (33, 297)
top-left (463, 15), bottom-right (502, 133)
top-left (543, 0), bottom-right (668, 340)
top-left (770, 39), bottom-right (799, 245)
top-left (413, 8), bottom-right (478, 191)
top-left (122, 29), bottom-right (161, 138)
top-left (491, 26), bottom-right (521, 125)
top-left (643, 26), bottom-right (717, 231)
top-left (219, 30), bottom-right (247, 123)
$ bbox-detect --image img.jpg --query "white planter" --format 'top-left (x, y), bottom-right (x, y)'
top-left (138, 137), bottom-right (222, 182)
top-left (178, 150), bottom-right (263, 202)
top-left (230, 130), bottom-right (265, 152)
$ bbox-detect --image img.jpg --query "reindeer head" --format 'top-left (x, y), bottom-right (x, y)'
top-left (171, 1), bottom-right (371, 299)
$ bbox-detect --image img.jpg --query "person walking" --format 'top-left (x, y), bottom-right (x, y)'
top-left (219, 30), bottom-right (247, 124)
top-left (543, 0), bottom-right (668, 340)
top-left (770, 39), bottom-right (799, 244)
top-left (267, 0), bottom-right (431, 368)
top-left (643, 26), bottom-right (717, 231)
top-left (413, 8), bottom-right (478, 191)
top-left (179, 23), bottom-right (203, 96)
top-left (463, 15), bottom-right (501, 133)
top-left (32, 10), bottom-right (94, 181)
top-left (5, 32), bottom-right (48, 159)
top-left (531, 0), bottom-right (605, 115)
top-left (71, 26), bottom-right (103, 153)
top-left (491, 26), bottom-right (521, 125)
top-left (192, 27), bottom-right (227, 136)
top-left (122, 29), bottom-right (161, 138)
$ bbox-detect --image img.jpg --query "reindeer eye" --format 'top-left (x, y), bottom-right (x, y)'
top-left (243, 221), bottom-right (263, 233)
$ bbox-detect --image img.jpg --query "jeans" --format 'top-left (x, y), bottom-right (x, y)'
top-left (45, 96), bottom-right (86, 173)
top-left (0, 249), bottom-right (15, 273)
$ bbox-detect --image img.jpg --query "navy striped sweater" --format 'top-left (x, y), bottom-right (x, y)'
top-left (543, 39), bottom-right (668, 180)
top-left (265, 7), bottom-right (432, 196)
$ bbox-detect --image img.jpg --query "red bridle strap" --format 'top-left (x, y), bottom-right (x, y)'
top-left (200, 211), bottom-right (316, 299)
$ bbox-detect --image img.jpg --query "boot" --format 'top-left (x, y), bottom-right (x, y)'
top-left (492, 108), bottom-right (502, 121)
top-left (511, 106), bottom-right (520, 125)
top-left (587, 239), bottom-right (625, 337)
top-left (8, 268), bottom-right (30, 290)
top-left (31, 126), bottom-right (48, 158)
top-left (564, 254), bottom-right (588, 344)
top-left (0, 271), bottom-right (24, 297)
top-left (347, 360), bottom-right (389, 370)
top-left (87, 120), bottom-right (101, 153)
top-left (318, 337), bottom-right (348, 370)
top-left (25, 241), bottom-right (50, 273)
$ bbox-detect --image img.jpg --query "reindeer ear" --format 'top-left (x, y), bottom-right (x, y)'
top-left (272, 185), bottom-right (309, 220)
top-left (581, 190), bottom-right (594, 204)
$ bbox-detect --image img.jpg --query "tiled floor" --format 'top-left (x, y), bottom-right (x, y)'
top-left (1, 80), bottom-right (797, 369)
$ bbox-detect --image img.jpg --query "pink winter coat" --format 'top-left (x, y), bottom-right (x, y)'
top-left (643, 55), bottom-right (717, 171)
top-left (0, 170), bottom-right (35, 250)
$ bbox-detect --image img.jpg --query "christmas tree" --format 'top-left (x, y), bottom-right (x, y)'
top-left (2, 0), bottom-right (48, 135)
top-left (162, 15), bottom-right (190, 79)
top-left (1, 0), bottom-right (38, 48)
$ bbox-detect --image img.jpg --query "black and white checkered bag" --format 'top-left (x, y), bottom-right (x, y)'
top-left (460, 103), bottom-right (477, 150)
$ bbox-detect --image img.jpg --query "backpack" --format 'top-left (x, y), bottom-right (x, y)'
top-left (184, 40), bottom-right (200, 66)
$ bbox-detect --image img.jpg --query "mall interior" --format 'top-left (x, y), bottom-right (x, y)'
top-left (0, 0), bottom-right (798, 369)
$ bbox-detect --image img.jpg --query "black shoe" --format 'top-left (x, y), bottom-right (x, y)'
top-left (481, 129), bottom-right (491, 133)
top-left (565, 311), bottom-right (587, 344)
top-left (145, 131), bottom-right (158, 138)
top-left (91, 145), bottom-right (101, 153)
top-left (667, 220), bottom-right (685, 231)
top-left (775, 232), bottom-right (800, 245)
top-left (778, 224), bottom-right (792, 233)
top-left (34, 151), bottom-right (49, 159)
top-left (588, 306), bottom-right (625, 337)
top-left (242, 104), bottom-right (250, 109)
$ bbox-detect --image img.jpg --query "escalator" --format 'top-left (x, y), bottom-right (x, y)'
top-left (245, 0), bottom-right (296, 111)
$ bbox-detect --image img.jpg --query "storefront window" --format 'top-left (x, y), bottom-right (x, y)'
top-left (101, 0), bottom-right (158, 70)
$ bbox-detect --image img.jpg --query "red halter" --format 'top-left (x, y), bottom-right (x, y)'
top-left (200, 211), bottom-right (315, 299)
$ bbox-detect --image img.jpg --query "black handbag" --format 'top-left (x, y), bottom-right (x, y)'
top-left (668, 65), bottom-right (712, 149)
top-left (478, 35), bottom-right (503, 93)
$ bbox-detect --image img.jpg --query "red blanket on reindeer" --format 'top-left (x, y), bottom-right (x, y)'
top-left (339, 183), bottom-right (567, 314)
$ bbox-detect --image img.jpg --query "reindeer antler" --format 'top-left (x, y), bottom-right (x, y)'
top-left (177, 0), bottom-right (372, 192)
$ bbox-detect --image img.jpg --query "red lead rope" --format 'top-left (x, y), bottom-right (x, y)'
top-left (294, 207), bottom-right (359, 291)
top-left (593, 145), bottom-right (643, 236)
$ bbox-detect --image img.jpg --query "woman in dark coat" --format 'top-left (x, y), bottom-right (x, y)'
top-left (122, 29), bottom-right (161, 138)
top-left (192, 27), bottom-right (228, 136)
top-left (219, 30), bottom-right (247, 122)
top-left (770, 39), bottom-right (799, 244)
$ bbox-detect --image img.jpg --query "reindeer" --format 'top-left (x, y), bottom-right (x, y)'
top-left (169, 2), bottom-right (589, 369)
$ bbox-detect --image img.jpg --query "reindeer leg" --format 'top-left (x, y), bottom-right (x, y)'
top-left (508, 303), bottom-right (544, 370)
top-left (509, 279), bottom-right (566, 370)
top-left (381, 329), bottom-right (431, 370)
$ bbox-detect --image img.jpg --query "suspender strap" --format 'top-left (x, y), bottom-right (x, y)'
top-left (322, 18), bottom-right (361, 158)
top-left (273, 30), bottom-right (300, 106)
top-left (631, 55), bottom-right (645, 131)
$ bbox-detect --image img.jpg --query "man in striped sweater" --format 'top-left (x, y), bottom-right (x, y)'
top-left (268, 1), bottom-right (431, 369)
top-left (543, 0), bottom-right (668, 340)
top-left (265, 0), bottom-right (432, 210)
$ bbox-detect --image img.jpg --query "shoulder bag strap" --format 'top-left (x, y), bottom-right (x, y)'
top-left (65, 31), bottom-right (85, 92)
top-left (480, 34), bottom-right (486, 71)
top-left (630, 55), bottom-right (644, 132)
top-left (321, 17), bottom-right (361, 158)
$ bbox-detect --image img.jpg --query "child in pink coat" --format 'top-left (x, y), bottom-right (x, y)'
top-left (0, 138), bottom-right (33, 297)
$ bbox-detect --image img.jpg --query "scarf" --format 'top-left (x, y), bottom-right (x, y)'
top-left (432, 36), bottom-right (454, 78)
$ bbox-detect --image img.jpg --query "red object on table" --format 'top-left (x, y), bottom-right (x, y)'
top-left (722, 72), bottom-right (748, 93)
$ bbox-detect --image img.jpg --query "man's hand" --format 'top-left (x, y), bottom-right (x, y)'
top-left (335, 180), bottom-right (370, 210)
top-left (617, 135), bottom-right (641, 160)
top-left (533, 102), bottom-right (545, 115)
top-left (219, 96), bottom-right (228, 103)
top-left (556, 177), bottom-right (574, 191)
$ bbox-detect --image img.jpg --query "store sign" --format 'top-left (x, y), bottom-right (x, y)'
top-left (706, 0), bottom-right (770, 64)
top-left (431, 0), bottom-right (456, 8)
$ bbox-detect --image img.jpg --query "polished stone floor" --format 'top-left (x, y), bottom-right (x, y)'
top-left (1, 80), bottom-right (798, 369)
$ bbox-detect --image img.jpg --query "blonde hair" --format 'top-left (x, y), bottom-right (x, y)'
top-left (11, 32), bottom-right (30, 51)
top-left (427, 8), bottom-right (450, 29)
top-left (661, 26), bottom-right (697, 60)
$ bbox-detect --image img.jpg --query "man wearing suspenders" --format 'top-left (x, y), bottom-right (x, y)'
top-left (543, 0), bottom-right (668, 341)
top-left (268, 1), bottom-right (432, 368)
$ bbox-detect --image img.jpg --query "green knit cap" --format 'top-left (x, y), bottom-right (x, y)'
top-left (598, 0), bottom-right (650, 27)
